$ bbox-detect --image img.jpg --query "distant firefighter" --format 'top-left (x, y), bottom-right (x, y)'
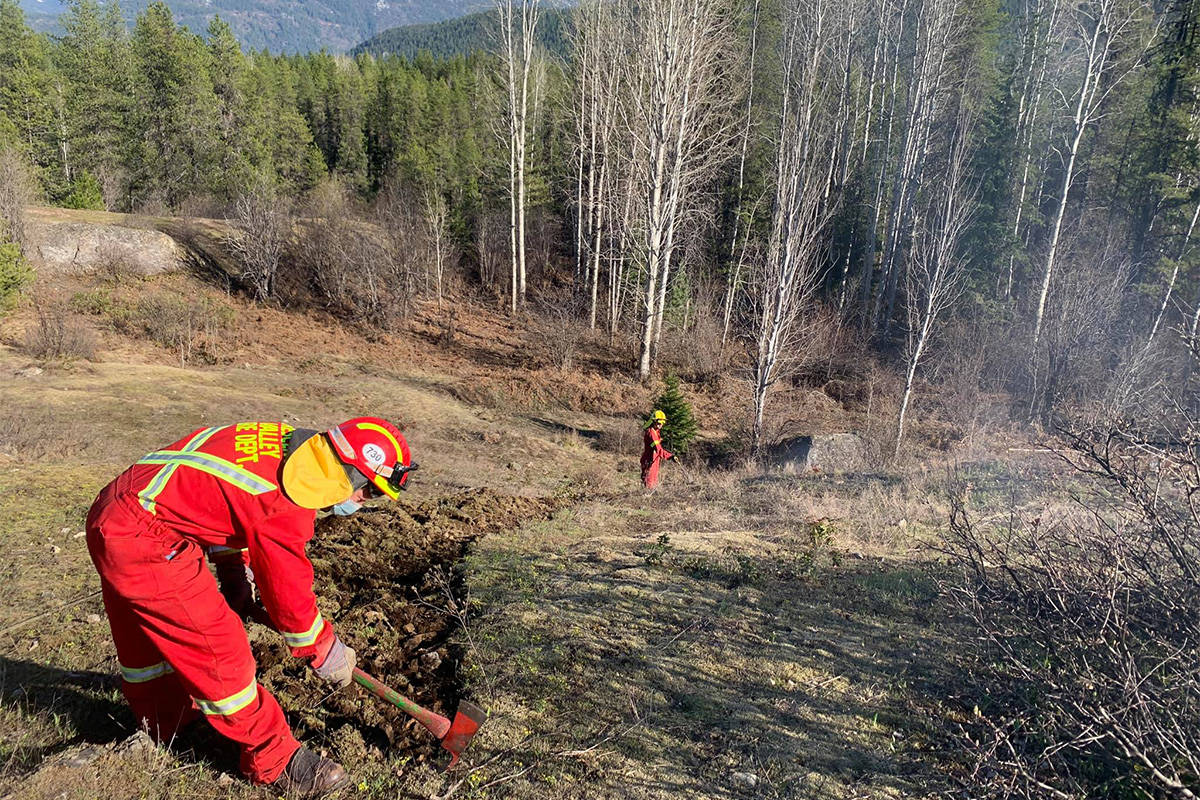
top-left (641, 409), bottom-right (675, 490)
top-left (85, 418), bottom-right (417, 797)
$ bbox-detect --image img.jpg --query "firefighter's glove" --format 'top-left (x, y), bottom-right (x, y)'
top-left (215, 561), bottom-right (255, 619)
top-left (313, 635), bottom-right (356, 687)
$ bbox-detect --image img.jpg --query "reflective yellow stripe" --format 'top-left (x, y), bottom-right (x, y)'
top-left (195, 679), bottom-right (258, 716)
top-left (120, 661), bottom-right (175, 684)
top-left (281, 613), bottom-right (324, 648)
top-left (138, 452), bottom-right (276, 495)
top-left (138, 427), bottom-right (224, 514)
top-left (207, 545), bottom-right (246, 557)
top-left (136, 426), bottom-right (278, 516)
top-left (356, 422), bottom-right (406, 469)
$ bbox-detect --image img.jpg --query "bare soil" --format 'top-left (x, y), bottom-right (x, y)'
top-left (257, 491), bottom-right (560, 769)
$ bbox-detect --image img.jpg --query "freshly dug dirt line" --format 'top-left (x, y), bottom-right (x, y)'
top-left (253, 489), bottom-right (559, 769)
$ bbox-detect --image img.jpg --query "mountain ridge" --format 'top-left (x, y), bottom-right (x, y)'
top-left (19, 0), bottom-right (511, 53)
top-left (352, 6), bottom-right (573, 60)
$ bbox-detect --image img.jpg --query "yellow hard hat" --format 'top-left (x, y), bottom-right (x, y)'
top-left (653, 410), bottom-right (666, 423)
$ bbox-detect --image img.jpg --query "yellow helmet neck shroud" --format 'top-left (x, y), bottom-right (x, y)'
top-left (282, 434), bottom-right (354, 509)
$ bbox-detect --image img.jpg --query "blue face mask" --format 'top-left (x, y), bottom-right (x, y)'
top-left (331, 499), bottom-right (362, 516)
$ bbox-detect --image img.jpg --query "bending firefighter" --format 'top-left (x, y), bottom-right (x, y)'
top-left (85, 418), bottom-right (417, 797)
top-left (641, 410), bottom-right (675, 490)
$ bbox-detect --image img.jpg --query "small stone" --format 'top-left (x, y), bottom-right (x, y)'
top-left (216, 773), bottom-right (234, 787)
top-left (507, 461), bottom-right (520, 471)
top-left (730, 772), bottom-right (758, 789)
top-left (50, 545), bottom-right (61, 554)
top-left (419, 651), bottom-right (442, 671)
top-left (17, 366), bottom-right (43, 378)
top-left (63, 745), bottom-right (103, 767)
top-left (86, 614), bottom-right (102, 624)
top-left (402, 623), bottom-right (416, 635)
top-left (73, 531), bottom-right (86, 539)
top-left (60, 527), bottom-right (71, 534)
top-left (117, 731), bottom-right (154, 754)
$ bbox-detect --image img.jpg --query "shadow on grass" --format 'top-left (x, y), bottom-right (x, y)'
top-left (0, 658), bottom-right (127, 775)
top-left (0, 657), bottom-right (245, 784)
top-left (467, 537), bottom-right (963, 798)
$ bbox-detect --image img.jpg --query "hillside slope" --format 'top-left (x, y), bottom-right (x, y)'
top-left (21, 0), bottom-right (570, 53)
top-left (353, 6), bottom-right (573, 60)
top-left (0, 211), bottom-right (998, 799)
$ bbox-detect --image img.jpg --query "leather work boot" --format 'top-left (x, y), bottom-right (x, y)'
top-left (271, 746), bottom-right (351, 798)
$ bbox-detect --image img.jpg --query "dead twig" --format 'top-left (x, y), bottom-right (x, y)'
top-left (1, 589), bottom-right (102, 645)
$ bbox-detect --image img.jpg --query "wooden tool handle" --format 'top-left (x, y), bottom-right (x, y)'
top-left (352, 667), bottom-right (452, 740)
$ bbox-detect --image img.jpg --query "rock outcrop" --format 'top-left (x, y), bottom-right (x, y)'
top-left (770, 433), bottom-right (866, 473)
top-left (24, 207), bottom-right (185, 277)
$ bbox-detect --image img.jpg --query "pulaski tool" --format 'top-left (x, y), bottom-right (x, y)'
top-left (352, 667), bottom-right (487, 768)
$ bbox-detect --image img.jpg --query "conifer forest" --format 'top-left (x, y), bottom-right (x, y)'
top-left (3, 0), bottom-right (1199, 444)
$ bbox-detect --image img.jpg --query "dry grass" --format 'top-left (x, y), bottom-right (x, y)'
top-left (0, 254), bottom-right (1039, 799)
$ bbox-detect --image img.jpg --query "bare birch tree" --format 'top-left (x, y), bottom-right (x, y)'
top-left (749, 0), bottom-right (842, 453)
top-left (894, 117), bottom-right (975, 457)
top-left (424, 188), bottom-right (452, 307)
top-left (1029, 0), bottom-right (1156, 353)
top-left (722, 0), bottom-right (761, 346)
top-left (617, 0), bottom-right (740, 380)
top-left (496, 0), bottom-right (541, 312)
top-left (570, 0), bottom-right (625, 330)
top-left (873, 0), bottom-right (959, 336)
top-left (1004, 0), bottom-right (1064, 301)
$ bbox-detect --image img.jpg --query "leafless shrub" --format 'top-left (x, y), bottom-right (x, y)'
top-left (475, 209), bottom-right (510, 300)
top-left (231, 182), bottom-right (293, 301)
top-left (23, 293), bottom-right (98, 361)
top-left (93, 165), bottom-right (128, 212)
top-left (1031, 245), bottom-right (1131, 423)
top-left (136, 294), bottom-right (235, 366)
top-left (942, 402), bottom-right (1200, 797)
top-left (924, 317), bottom-right (1011, 454)
top-left (0, 146), bottom-right (37, 248)
top-left (92, 242), bottom-right (140, 284)
top-left (296, 178), bottom-right (405, 329)
top-left (375, 179), bottom-right (438, 315)
top-left (436, 305), bottom-right (458, 347)
top-left (661, 283), bottom-right (732, 384)
top-left (539, 296), bottom-right (588, 371)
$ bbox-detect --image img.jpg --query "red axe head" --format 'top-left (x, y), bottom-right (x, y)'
top-left (440, 700), bottom-right (488, 769)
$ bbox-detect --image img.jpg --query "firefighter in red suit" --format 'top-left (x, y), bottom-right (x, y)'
top-left (641, 410), bottom-right (674, 490)
top-left (85, 417), bottom-right (417, 798)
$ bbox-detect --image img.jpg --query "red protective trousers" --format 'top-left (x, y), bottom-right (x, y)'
top-left (85, 484), bottom-right (300, 784)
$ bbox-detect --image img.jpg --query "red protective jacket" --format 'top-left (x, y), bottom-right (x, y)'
top-left (641, 426), bottom-right (672, 489)
top-left (113, 422), bottom-right (334, 659)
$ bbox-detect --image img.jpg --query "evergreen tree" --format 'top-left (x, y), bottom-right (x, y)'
top-left (57, 0), bottom-right (134, 207)
top-left (0, 0), bottom-right (60, 189)
top-left (129, 2), bottom-right (221, 208)
top-left (651, 374), bottom-right (699, 455)
top-left (63, 169), bottom-right (104, 209)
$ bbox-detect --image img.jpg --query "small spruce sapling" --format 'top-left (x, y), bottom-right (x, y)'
top-left (651, 374), bottom-right (698, 455)
top-left (0, 222), bottom-right (31, 313)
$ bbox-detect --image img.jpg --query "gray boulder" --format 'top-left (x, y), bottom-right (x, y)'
top-left (771, 433), bottom-right (866, 473)
top-left (25, 210), bottom-right (184, 277)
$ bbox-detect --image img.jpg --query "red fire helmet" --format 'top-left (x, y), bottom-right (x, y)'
top-left (326, 417), bottom-right (416, 500)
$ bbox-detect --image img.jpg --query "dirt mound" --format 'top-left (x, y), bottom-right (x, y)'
top-left (253, 489), bottom-right (558, 769)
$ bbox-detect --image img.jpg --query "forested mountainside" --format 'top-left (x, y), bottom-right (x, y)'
top-left (19, 0), bottom-right (509, 52)
top-left (352, 7), bottom-right (571, 59)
